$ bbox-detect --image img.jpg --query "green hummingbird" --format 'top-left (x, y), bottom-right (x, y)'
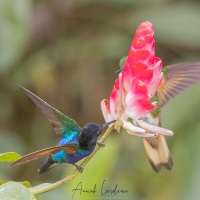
top-left (117, 60), bottom-right (200, 172)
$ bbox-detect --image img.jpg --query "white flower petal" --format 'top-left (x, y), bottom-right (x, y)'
top-left (126, 130), bottom-right (157, 138)
top-left (137, 120), bottom-right (174, 136)
top-left (100, 99), bottom-right (115, 123)
top-left (122, 120), bottom-right (145, 134)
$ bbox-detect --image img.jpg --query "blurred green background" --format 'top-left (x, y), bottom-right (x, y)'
top-left (0, 0), bottom-right (200, 199)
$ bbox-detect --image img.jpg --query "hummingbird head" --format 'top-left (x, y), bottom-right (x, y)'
top-left (78, 120), bottom-right (115, 150)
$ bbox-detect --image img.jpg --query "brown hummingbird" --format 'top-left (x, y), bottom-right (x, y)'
top-left (143, 62), bottom-right (200, 172)
top-left (117, 61), bottom-right (200, 172)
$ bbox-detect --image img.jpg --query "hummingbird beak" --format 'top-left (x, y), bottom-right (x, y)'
top-left (97, 120), bottom-right (116, 136)
top-left (102, 120), bottom-right (116, 128)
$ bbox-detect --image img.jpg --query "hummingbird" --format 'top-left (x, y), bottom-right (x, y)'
top-left (11, 87), bottom-right (115, 173)
top-left (117, 60), bottom-right (200, 172)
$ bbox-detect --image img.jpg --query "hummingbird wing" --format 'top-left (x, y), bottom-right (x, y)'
top-left (11, 143), bottom-right (78, 166)
top-left (158, 62), bottom-right (200, 107)
top-left (20, 86), bottom-right (81, 137)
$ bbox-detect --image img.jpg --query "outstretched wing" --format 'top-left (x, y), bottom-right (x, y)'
top-left (20, 86), bottom-right (81, 137)
top-left (158, 62), bottom-right (200, 107)
top-left (11, 144), bottom-right (78, 166)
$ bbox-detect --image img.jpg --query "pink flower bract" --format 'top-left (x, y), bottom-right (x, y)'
top-left (101, 21), bottom-right (165, 136)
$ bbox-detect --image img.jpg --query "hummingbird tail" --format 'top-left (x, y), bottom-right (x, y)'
top-left (143, 135), bottom-right (173, 172)
top-left (38, 155), bottom-right (57, 174)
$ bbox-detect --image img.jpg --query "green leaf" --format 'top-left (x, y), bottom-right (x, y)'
top-left (0, 180), bottom-right (6, 185)
top-left (119, 56), bottom-right (127, 69)
top-left (0, 182), bottom-right (37, 200)
top-left (0, 152), bottom-right (21, 162)
top-left (0, 180), bottom-right (31, 188)
top-left (21, 181), bottom-right (32, 188)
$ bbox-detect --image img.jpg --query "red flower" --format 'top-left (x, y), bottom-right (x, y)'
top-left (101, 21), bottom-right (173, 137)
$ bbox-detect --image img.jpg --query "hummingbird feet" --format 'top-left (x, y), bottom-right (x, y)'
top-left (97, 141), bottom-right (106, 148)
top-left (73, 163), bottom-right (84, 173)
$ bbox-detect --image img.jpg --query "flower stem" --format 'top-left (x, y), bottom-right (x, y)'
top-left (31, 126), bottom-right (114, 195)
